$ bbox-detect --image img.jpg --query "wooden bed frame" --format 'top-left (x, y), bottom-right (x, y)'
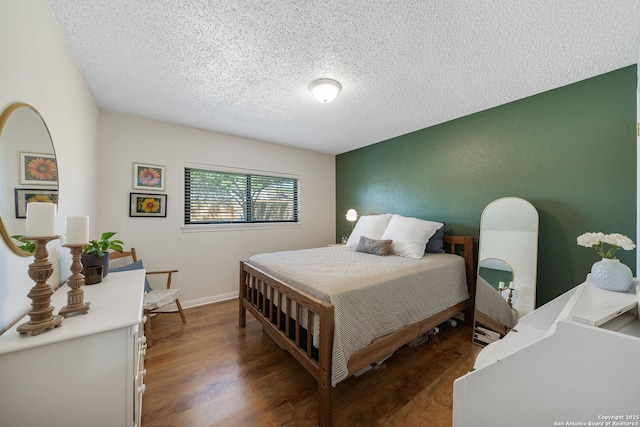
top-left (239, 235), bottom-right (475, 427)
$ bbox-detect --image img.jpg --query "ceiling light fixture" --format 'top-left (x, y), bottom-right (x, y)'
top-left (309, 78), bottom-right (342, 103)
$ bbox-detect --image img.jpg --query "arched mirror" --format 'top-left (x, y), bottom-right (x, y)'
top-left (0, 103), bottom-right (58, 256)
top-left (473, 197), bottom-right (538, 347)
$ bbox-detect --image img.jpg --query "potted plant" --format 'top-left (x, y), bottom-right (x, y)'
top-left (81, 231), bottom-right (124, 281)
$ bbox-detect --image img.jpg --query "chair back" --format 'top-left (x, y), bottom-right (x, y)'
top-left (107, 247), bottom-right (185, 346)
top-left (109, 248), bottom-right (139, 269)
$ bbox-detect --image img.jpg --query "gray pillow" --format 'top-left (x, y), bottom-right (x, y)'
top-left (426, 222), bottom-right (445, 254)
top-left (109, 259), bottom-right (153, 292)
top-left (356, 236), bottom-right (393, 256)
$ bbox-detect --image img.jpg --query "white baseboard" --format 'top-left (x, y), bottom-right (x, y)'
top-left (151, 291), bottom-right (238, 313)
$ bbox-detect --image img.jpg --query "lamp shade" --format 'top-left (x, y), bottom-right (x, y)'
top-left (345, 209), bottom-right (358, 222)
top-left (310, 78), bottom-right (341, 103)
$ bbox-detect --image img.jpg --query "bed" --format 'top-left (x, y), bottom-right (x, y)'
top-left (239, 215), bottom-right (475, 427)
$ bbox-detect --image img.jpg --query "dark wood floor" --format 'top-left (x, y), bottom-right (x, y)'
top-left (141, 300), bottom-right (481, 427)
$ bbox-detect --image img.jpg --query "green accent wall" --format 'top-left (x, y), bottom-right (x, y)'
top-left (336, 66), bottom-right (637, 306)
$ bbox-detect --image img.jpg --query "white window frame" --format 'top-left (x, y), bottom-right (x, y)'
top-left (183, 162), bottom-right (301, 232)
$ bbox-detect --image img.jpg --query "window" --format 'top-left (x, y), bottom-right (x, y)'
top-left (184, 166), bottom-right (298, 225)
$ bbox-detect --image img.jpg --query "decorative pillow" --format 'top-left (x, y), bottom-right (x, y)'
top-left (380, 215), bottom-right (444, 259)
top-left (109, 259), bottom-right (153, 292)
top-left (346, 214), bottom-right (393, 248)
top-left (356, 236), bottom-right (393, 256)
top-left (425, 222), bottom-right (446, 254)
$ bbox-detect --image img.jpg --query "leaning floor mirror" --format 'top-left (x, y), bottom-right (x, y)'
top-left (473, 197), bottom-right (539, 347)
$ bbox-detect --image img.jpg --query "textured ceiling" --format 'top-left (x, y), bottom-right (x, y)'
top-left (48, 1), bottom-right (640, 155)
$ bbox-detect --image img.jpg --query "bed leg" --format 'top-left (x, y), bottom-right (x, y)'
top-left (317, 376), bottom-right (333, 427)
top-left (239, 262), bottom-right (246, 328)
top-left (464, 305), bottom-right (474, 326)
top-left (317, 305), bottom-right (334, 426)
top-left (239, 299), bottom-right (246, 328)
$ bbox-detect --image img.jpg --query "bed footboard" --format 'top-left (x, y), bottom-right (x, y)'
top-left (239, 261), bottom-right (335, 426)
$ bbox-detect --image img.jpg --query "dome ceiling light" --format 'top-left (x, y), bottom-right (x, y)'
top-left (309, 78), bottom-right (342, 103)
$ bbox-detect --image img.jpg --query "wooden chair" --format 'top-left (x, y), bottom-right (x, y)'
top-left (109, 248), bottom-right (186, 346)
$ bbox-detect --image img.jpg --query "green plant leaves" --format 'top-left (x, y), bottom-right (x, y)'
top-left (82, 231), bottom-right (124, 256)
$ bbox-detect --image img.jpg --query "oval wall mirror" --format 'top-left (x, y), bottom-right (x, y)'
top-left (0, 103), bottom-right (58, 256)
top-left (478, 258), bottom-right (514, 289)
top-left (473, 197), bottom-right (539, 347)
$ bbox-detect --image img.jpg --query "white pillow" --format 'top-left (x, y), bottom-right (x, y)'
top-left (380, 215), bottom-right (443, 259)
top-left (346, 214), bottom-right (393, 248)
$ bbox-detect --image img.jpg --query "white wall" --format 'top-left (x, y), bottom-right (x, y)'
top-left (98, 112), bottom-right (335, 306)
top-left (0, 0), bottom-right (99, 331)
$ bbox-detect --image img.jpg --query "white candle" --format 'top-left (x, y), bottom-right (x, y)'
top-left (498, 281), bottom-right (505, 290)
top-left (66, 216), bottom-right (89, 245)
top-left (26, 202), bottom-right (56, 237)
top-left (509, 281), bottom-right (515, 290)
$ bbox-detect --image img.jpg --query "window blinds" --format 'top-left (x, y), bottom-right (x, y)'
top-left (184, 167), bottom-right (298, 224)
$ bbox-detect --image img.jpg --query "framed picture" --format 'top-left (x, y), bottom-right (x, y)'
top-left (19, 152), bottom-right (58, 185)
top-left (15, 188), bottom-right (59, 218)
top-left (129, 193), bottom-right (167, 217)
top-left (133, 162), bottom-right (165, 191)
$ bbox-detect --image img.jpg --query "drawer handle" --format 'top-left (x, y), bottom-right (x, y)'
top-left (138, 383), bottom-right (146, 395)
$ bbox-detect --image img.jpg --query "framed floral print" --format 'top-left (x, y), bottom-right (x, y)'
top-left (15, 188), bottom-right (59, 218)
top-left (133, 162), bottom-right (165, 191)
top-left (129, 193), bottom-right (167, 217)
top-left (19, 152), bottom-right (58, 185)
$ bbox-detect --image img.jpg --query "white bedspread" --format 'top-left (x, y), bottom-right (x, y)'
top-left (248, 246), bottom-right (469, 385)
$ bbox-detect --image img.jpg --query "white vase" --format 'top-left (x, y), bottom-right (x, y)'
top-left (590, 258), bottom-right (633, 292)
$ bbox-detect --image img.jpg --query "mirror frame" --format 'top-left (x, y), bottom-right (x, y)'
top-left (473, 197), bottom-right (538, 347)
top-left (477, 197), bottom-right (539, 316)
top-left (0, 102), bottom-right (57, 257)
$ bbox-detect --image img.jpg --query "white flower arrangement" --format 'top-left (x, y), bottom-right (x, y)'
top-left (576, 232), bottom-right (636, 259)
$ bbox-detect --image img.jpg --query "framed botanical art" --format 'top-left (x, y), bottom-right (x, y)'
top-left (15, 188), bottom-right (59, 218)
top-left (133, 162), bottom-right (165, 191)
top-left (19, 152), bottom-right (58, 185)
top-left (129, 193), bottom-right (167, 217)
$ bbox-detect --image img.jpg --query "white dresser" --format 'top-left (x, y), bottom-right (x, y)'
top-left (0, 269), bottom-right (147, 427)
top-left (453, 279), bottom-right (640, 426)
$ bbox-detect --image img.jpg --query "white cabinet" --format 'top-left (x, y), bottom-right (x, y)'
top-left (453, 280), bottom-right (640, 427)
top-left (0, 269), bottom-right (146, 427)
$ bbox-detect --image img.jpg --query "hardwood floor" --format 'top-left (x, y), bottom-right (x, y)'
top-left (141, 300), bottom-right (481, 427)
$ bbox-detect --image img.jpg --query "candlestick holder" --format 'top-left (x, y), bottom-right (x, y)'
top-left (59, 243), bottom-right (91, 317)
top-left (499, 285), bottom-right (515, 308)
top-left (16, 235), bottom-right (64, 335)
